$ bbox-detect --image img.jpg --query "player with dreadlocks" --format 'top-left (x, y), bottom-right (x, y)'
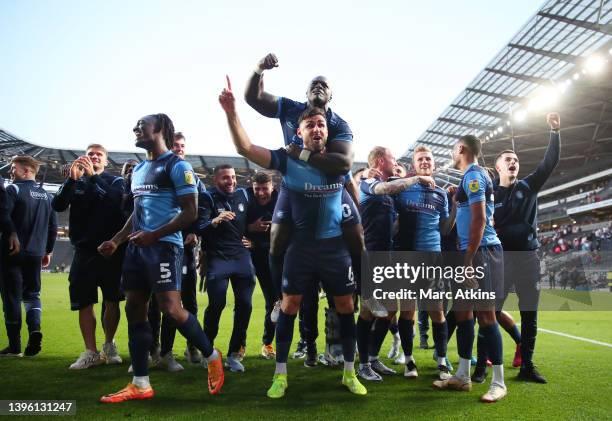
top-left (98, 113), bottom-right (224, 403)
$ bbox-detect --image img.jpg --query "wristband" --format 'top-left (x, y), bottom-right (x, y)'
top-left (254, 66), bottom-right (263, 75)
top-left (299, 149), bottom-right (311, 162)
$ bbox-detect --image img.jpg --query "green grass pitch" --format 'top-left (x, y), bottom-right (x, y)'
top-left (1, 273), bottom-right (611, 420)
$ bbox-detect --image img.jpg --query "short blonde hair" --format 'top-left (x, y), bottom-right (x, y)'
top-left (12, 155), bottom-right (41, 175)
top-left (413, 145), bottom-right (432, 154)
top-left (367, 146), bottom-right (388, 167)
top-left (86, 143), bottom-right (108, 156)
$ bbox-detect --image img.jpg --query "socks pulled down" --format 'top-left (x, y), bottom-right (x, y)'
top-left (128, 322), bottom-right (153, 377)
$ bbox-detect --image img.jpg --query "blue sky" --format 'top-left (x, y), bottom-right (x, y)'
top-left (0, 0), bottom-right (540, 161)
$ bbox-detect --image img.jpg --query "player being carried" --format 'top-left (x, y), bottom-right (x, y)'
top-left (221, 76), bottom-right (366, 398)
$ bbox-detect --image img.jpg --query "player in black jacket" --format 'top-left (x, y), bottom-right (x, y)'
top-left (197, 164), bottom-right (256, 373)
top-left (489, 112), bottom-right (561, 384)
top-left (0, 156), bottom-right (56, 357)
top-left (52, 144), bottom-right (126, 369)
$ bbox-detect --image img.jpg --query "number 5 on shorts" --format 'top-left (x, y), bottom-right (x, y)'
top-left (160, 262), bottom-right (171, 280)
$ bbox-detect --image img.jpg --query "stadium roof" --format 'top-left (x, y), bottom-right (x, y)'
top-left (0, 127), bottom-right (367, 184)
top-left (0, 127), bottom-right (266, 182)
top-left (405, 0), bottom-right (612, 188)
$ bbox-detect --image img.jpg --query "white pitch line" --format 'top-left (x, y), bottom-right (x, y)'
top-left (537, 327), bottom-right (612, 348)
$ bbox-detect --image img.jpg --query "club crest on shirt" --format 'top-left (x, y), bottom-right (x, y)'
top-left (468, 179), bottom-right (480, 193)
top-left (238, 203), bottom-right (245, 212)
top-left (184, 171), bottom-right (195, 185)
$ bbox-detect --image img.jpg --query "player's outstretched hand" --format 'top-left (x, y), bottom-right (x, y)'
top-left (98, 240), bottom-right (118, 257)
top-left (257, 53), bottom-right (278, 72)
top-left (547, 112), bottom-right (560, 130)
top-left (128, 230), bottom-right (157, 247)
top-left (219, 75), bottom-right (236, 115)
top-left (417, 175), bottom-right (436, 189)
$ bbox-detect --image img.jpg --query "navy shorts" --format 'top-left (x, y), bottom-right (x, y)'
top-left (272, 184), bottom-right (360, 226)
top-left (69, 247), bottom-right (125, 310)
top-left (473, 244), bottom-right (504, 298)
top-left (282, 236), bottom-right (355, 297)
top-left (122, 242), bottom-right (184, 293)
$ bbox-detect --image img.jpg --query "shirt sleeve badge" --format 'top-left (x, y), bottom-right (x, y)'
top-left (468, 179), bottom-right (480, 193)
top-left (184, 171), bottom-right (195, 185)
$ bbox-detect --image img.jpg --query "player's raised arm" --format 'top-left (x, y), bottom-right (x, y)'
top-left (244, 53), bottom-right (280, 117)
top-left (220, 76), bottom-right (272, 169)
top-left (524, 112), bottom-right (561, 192)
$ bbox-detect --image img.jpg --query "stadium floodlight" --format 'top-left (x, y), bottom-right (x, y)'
top-left (497, 126), bottom-right (504, 133)
top-left (573, 73), bottom-right (580, 80)
top-left (513, 109), bottom-right (527, 122)
top-left (584, 54), bottom-right (606, 74)
top-left (556, 81), bottom-right (569, 94)
top-left (506, 121), bottom-right (511, 126)
top-left (485, 136), bottom-right (490, 141)
top-left (527, 86), bottom-right (559, 112)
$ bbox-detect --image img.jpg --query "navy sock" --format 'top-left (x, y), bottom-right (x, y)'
top-left (432, 321), bottom-right (448, 358)
top-left (369, 317), bottom-right (391, 356)
top-left (398, 318), bottom-right (414, 357)
top-left (480, 323), bottom-right (503, 365)
top-left (356, 316), bottom-right (374, 364)
top-left (520, 310), bottom-right (537, 366)
top-left (496, 310), bottom-right (521, 345)
top-left (160, 314), bottom-right (176, 356)
top-left (128, 322), bottom-right (153, 377)
top-left (338, 313), bottom-right (356, 363)
top-left (389, 322), bottom-right (399, 335)
top-left (476, 327), bottom-right (487, 366)
top-left (446, 311), bottom-right (457, 340)
top-left (177, 313), bottom-right (213, 358)
top-left (456, 319), bottom-right (475, 360)
top-left (275, 311), bottom-right (296, 363)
